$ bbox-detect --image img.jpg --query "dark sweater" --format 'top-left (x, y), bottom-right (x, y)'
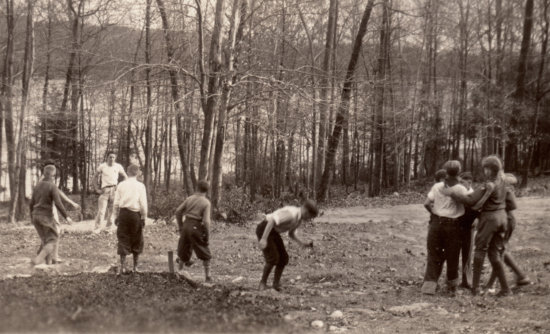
top-left (30, 180), bottom-right (69, 219)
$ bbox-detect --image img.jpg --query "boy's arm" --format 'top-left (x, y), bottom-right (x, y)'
top-left (203, 201), bottom-right (211, 231)
top-left (139, 184), bottom-right (148, 222)
top-left (471, 182), bottom-right (495, 211)
top-left (118, 165), bottom-right (128, 181)
top-left (52, 186), bottom-right (71, 223)
top-left (175, 200), bottom-right (187, 225)
top-left (58, 189), bottom-right (80, 210)
top-left (289, 227), bottom-right (313, 248)
top-left (424, 198), bottom-right (433, 214)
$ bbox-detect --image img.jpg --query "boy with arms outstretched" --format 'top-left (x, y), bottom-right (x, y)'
top-left (256, 200), bottom-right (319, 291)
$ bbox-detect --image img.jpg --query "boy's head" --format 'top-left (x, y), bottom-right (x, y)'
top-left (43, 165), bottom-right (57, 179)
top-left (459, 171), bottom-right (473, 188)
top-left (443, 160), bottom-right (461, 178)
top-left (127, 164), bottom-right (140, 177)
top-left (301, 199), bottom-right (319, 220)
top-left (482, 155), bottom-right (502, 179)
top-left (105, 151), bottom-right (117, 165)
top-left (197, 180), bottom-right (209, 193)
top-left (434, 169), bottom-right (447, 182)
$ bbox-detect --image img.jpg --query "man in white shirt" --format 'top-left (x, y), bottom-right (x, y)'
top-left (113, 164), bottom-right (147, 274)
top-left (422, 160), bottom-right (468, 296)
top-left (93, 151), bottom-right (127, 234)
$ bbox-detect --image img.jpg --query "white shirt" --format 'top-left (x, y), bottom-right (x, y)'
top-left (97, 162), bottom-right (124, 188)
top-left (113, 177), bottom-right (148, 218)
top-left (266, 206), bottom-right (302, 233)
top-left (427, 182), bottom-right (468, 218)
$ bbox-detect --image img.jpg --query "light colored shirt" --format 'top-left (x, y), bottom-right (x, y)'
top-left (266, 206), bottom-right (303, 233)
top-left (175, 193), bottom-right (211, 225)
top-left (113, 177), bottom-right (148, 218)
top-left (97, 162), bottom-right (124, 188)
top-left (427, 182), bottom-right (468, 219)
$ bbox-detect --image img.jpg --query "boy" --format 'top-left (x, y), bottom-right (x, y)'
top-left (422, 161), bottom-right (468, 295)
top-left (38, 162), bottom-right (81, 264)
top-left (256, 200), bottom-right (319, 291)
top-left (113, 164), bottom-right (148, 275)
top-left (458, 172), bottom-right (477, 288)
top-left (484, 173), bottom-right (530, 291)
top-left (93, 151), bottom-right (127, 234)
top-left (445, 156), bottom-right (510, 296)
top-left (175, 180), bottom-right (212, 282)
top-left (29, 165), bottom-right (74, 265)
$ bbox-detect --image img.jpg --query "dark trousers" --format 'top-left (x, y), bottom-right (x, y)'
top-left (116, 208), bottom-right (144, 256)
top-left (474, 210), bottom-right (507, 264)
top-left (424, 215), bottom-right (462, 287)
top-left (471, 209), bottom-right (509, 292)
top-left (177, 217), bottom-right (211, 262)
top-left (256, 220), bottom-right (289, 267)
top-left (460, 209), bottom-right (478, 286)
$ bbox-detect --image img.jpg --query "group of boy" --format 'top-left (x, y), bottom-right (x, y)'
top-left (422, 156), bottom-right (530, 297)
top-left (29, 151), bottom-right (319, 290)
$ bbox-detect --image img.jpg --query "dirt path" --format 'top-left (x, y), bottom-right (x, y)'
top-left (1, 197), bottom-right (549, 333)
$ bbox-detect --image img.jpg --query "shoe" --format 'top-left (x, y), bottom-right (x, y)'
top-left (258, 282), bottom-right (268, 291)
top-left (133, 267), bottom-right (141, 274)
top-left (421, 281), bottom-right (437, 295)
top-left (52, 259), bottom-right (64, 264)
top-left (496, 289), bottom-right (512, 297)
top-left (273, 284), bottom-right (282, 292)
top-left (516, 277), bottom-right (531, 286)
top-left (471, 288), bottom-right (479, 296)
top-left (205, 276), bottom-right (212, 283)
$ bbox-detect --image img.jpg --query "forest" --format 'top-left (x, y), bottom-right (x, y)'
top-left (1, 0), bottom-right (549, 223)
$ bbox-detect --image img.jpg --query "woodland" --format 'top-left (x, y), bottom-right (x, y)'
top-left (1, 0), bottom-right (549, 223)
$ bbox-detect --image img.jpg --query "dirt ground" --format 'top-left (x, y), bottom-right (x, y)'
top-left (1, 196), bottom-right (549, 333)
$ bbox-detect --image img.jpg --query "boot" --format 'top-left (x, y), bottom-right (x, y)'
top-left (471, 255), bottom-right (484, 296)
top-left (492, 260), bottom-right (511, 296)
top-left (485, 270), bottom-right (496, 290)
top-left (273, 265), bottom-right (285, 291)
top-left (259, 264), bottom-right (274, 290)
top-left (503, 253), bottom-right (529, 286)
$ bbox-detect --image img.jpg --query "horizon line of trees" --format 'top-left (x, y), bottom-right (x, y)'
top-left (1, 0), bottom-right (549, 223)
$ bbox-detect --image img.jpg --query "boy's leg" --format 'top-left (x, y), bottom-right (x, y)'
top-left (190, 221), bottom-right (212, 281)
top-left (105, 188), bottom-right (117, 230)
top-left (471, 212), bottom-right (498, 295)
top-left (422, 218), bottom-right (444, 294)
top-left (119, 255), bottom-right (127, 275)
top-left (503, 253), bottom-right (529, 285)
top-left (203, 260), bottom-right (211, 282)
top-left (460, 216), bottom-right (475, 288)
top-left (272, 233), bottom-right (289, 291)
top-left (485, 269), bottom-right (497, 289)
top-left (444, 221), bottom-right (461, 292)
top-left (256, 221), bottom-right (280, 290)
top-left (94, 192), bottom-right (109, 232)
top-left (132, 254), bottom-right (140, 272)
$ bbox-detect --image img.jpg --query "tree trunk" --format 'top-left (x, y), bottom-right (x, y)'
top-left (317, 0), bottom-right (375, 202)
top-left (316, 0), bottom-right (338, 195)
top-left (144, 0), bottom-right (153, 191)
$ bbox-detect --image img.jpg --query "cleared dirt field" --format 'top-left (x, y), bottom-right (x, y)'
top-left (1, 196), bottom-right (549, 333)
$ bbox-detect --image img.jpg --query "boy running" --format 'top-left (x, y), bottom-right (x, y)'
top-left (30, 165), bottom-right (74, 265)
top-left (256, 200), bottom-right (319, 291)
top-left (175, 180), bottom-right (212, 283)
